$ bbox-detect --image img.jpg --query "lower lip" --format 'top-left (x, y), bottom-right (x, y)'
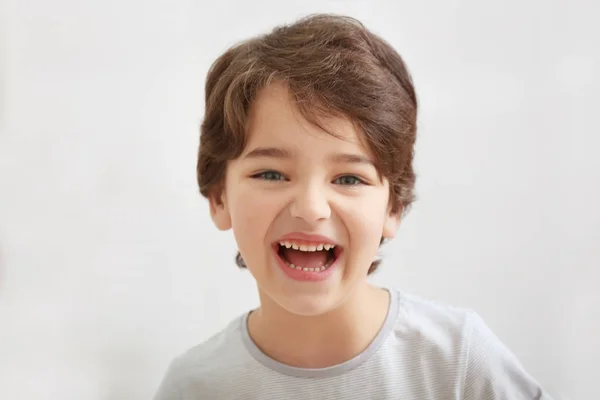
top-left (273, 246), bottom-right (339, 282)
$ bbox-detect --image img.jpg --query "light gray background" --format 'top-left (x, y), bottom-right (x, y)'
top-left (1, 1), bottom-right (598, 399)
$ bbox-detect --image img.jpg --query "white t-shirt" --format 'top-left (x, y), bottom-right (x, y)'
top-left (154, 289), bottom-right (553, 399)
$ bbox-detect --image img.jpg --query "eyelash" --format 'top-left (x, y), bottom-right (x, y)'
top-left (252, 170), bottom-right (287, 182)
top-left (251, 170), bottom-right (367, 186)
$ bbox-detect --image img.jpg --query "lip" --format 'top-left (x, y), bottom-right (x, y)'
top-left (272, 232), bottom-right (342, 282)
top-left (275, 232), bottom-right (338, 246)
top-left (273, 245), bottom-right (341, 282)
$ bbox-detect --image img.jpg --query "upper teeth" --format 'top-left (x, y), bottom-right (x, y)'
top-left (279, 241), bottom-right (335, 252)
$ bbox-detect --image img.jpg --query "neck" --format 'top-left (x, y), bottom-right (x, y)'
top-left (247, 283), bottom-right (390, 368)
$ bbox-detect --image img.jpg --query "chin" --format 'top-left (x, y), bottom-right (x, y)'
top-left (274, 292), bottom-right (339, 317)
top-left (253, 253), bottom-right (366, 317)
top-left (265, 276), bottom-right (350, 317)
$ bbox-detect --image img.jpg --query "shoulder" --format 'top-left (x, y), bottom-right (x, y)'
top-left (153, 314), bottom-right (250, 400)
top-left (385, 290), bottom-right (476, 375)
top-left (394, 291), bottom-right (475, 343)
top-left (177, 315), bottom-right (247, 371)
top-left (393, 291), bottom-right (551, 399)
top-left (461, 311), bottom-right (551, 399)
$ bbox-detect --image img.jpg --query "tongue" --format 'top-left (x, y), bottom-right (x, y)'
top-left (282, 248), bottom-right (329, 270)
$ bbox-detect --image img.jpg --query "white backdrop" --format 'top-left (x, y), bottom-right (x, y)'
top-left (1, 1), bottom-right (598, 399)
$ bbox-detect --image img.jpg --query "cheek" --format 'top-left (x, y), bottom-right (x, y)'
top-left (347, 212), bottom-right (386, 246)
top-left (346, 195), bottom-right (388, 234)
top-left (335, 191), bottom-right (389, 256)
top-left (228, 186), bottom-right (283, 246)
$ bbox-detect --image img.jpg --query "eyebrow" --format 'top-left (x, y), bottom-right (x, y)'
top-left (329, 153), bottom-right (375, 167)
top-left (242, 147), bottom-right (376, 168)
top-left (243, 147), bottom-right (293, 160)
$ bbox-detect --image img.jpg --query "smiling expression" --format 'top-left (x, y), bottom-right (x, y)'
top-left (209, 81), bottom-right (401, 316)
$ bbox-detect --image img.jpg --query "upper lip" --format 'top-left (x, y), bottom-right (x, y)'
top-left (276, 232), bottom-right (338, 246)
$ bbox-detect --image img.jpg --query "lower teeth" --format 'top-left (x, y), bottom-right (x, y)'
top-left (285, 262), bottom-right (332, 272)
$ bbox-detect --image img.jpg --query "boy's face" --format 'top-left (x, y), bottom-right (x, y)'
top-left (210, 82), bottom-right (400, 316)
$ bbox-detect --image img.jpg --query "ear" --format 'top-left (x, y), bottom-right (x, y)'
top-left (382, 207), bottom-right (402, 239)
top-left (208, 187), bottom-right (232, 231)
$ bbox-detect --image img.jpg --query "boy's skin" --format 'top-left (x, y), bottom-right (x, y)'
top-left (209, 81), bottom-right (399, 369)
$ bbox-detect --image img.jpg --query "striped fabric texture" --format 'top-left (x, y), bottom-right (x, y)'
top-left (154, 289), bottom-right (553, 399)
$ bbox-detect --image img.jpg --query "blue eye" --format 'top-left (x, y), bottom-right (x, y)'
top-left (253, 170), bottom-right (286, 181)
top-left (334, 175), bottom-right (363, 185)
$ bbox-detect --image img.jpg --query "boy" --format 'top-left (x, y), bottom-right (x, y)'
top-left (154, 14), bottom-right (553, 399)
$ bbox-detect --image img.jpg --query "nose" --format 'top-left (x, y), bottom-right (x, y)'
top-left (289, 182), bottom-right (331, 223)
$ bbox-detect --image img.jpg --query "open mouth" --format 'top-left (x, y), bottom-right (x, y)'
top-left (274, 240), bottom-right (342, 272)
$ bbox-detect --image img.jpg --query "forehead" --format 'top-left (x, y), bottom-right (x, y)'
top-left (244, 82), bottom-right (370, 156)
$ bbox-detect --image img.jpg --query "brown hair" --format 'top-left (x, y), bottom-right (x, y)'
top-left (197, 14), bottom-right (417, 274)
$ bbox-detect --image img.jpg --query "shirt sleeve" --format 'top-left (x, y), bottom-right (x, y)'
top-left (462, 311), bottom-right (554, 400)
top-left (153, 357), bottom-right (183, 400)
